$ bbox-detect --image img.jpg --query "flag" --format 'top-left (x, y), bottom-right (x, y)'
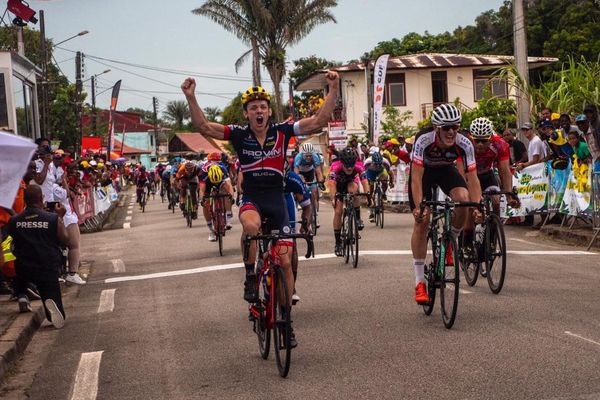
top-left (372, 54), bottom-right (389, 144)
top-left (0, 131), bottom-right (36, 208)
top-left (107, 80), bottom-right (122, 159)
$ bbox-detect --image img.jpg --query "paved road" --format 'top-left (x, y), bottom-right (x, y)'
top-left (3, 191), bottom-right (600, 400)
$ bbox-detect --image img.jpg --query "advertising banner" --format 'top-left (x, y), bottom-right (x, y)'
top-left (372, 54), bottom-right (389, 144)
top-left (511, 163), bottom-right (548, 216)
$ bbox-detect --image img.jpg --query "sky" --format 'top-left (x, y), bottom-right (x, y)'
top-left (29, 0), bottom-right (506, 117)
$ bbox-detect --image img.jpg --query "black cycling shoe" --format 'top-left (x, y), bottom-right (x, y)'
top-left (243, 274), bottom-right (258, 303)
top-left (334, 242), bottom-right (344, 257)
top-left (288, 329), bottom-right (298, 349)
top-left (357, 219), bottom-right (365, 231)
top-left (191, 211), bottom-right (198, 220)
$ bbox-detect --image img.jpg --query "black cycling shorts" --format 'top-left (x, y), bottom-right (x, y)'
top-left (478, 170), bottom-right (500, 192)
top-left (408, 165), bottom-right (467, 210)
top-left (299, 170), bottom-right (316, 184)
top-left (239, 192), bottom-right (290, 233)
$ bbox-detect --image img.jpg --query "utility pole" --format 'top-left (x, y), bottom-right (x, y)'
top-left (365, 59), bottom-right (373, 142)
top-left (91, 75), bottom-right (96, 136)
top-left (152, 97), bottom-right (159, 158)
top-left (513, 0), bottom-right (530, 130)
top-left (75, 52), bottom-right (83, 154)
top-left (39, 10), bottom-right (49, 139)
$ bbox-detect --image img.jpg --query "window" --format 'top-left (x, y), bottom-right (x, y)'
top-left (473, 69), bottom-right (508, 101)
top-left (388, 83), bottom-right (406, 106)
top-left (12, 74), bottom-right (35, 138)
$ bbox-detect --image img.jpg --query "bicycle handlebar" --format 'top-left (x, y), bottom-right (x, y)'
top-left (481, 190), bottom-right (518, 199)
top-left (335, 192), bottom-right (370, 199)
top-left (421, 200), bottom-right (483, 209)
top-left (243, 231), bottom-right (314, 261)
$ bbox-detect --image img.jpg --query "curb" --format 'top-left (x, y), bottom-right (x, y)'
top-left (0, 305), bottom-right (44, 381)
top-left (539, 225), bottom-right (599, 250)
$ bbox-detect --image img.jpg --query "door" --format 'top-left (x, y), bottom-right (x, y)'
top-left (431, 71), bottom-right (448, 104)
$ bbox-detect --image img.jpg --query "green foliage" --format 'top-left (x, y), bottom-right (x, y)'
top-left (163, 100), bottom-right (190, 130)
top-left (50, 84), bottom-right (87, 148)
top-left (290, 55), bottom-right (340, 85)
top-left (380, 106), bottom-right (417, 138)
top-left (204, 106), bottom-right (222, 122)
top-left (221, 93), bottom-right (246, 126)
top-left (461, 88), bottom-right (516, 132)
top-left (126, 107), bottom-right (155, 124)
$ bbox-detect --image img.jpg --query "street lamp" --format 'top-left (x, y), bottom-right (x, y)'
top-left (53, 30), bottom-right (89, 47)
top-left (88, 69), bottom-right (111, 136)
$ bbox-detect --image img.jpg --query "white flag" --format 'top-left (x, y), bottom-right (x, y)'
top-left (0, 131), bottom-right (37, 208)
top-left (372, 54), bottom-right (390, 144)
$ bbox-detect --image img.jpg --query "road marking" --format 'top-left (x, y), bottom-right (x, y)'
top-left (126, 210), bottom-right (132, 215)
top-left (565, 331), bottom-right (600, 347)
top-left (125, 216), bottom-right (132, 221)
top-left (508, 238), bottom-right (538, 246)
top-left (123, 222), bottom-right (131, 229)
top-left (71, 351), bottom-right (103, 400)
top-left (110, 259), bottom-right (125, 273)
top-left (459, 289), bottom-right (473, 294)
top-left (104, 249), bottom-right (595, 284)
top-left (97, 289), bottom-right (116, 313)
top-left (509, 250), bottom-right (595, 255)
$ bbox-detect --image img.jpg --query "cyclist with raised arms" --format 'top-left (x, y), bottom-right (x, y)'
top-left (182, 72), bottom-right (340, 345)
top-left (364, 149), bottom-right (394, 222)
top-left (199, 163), bottom-right (235, 241)
top-left (409, 104), bottom-right (481, 304)
top-left (327, 147), bottom-right (370, 256)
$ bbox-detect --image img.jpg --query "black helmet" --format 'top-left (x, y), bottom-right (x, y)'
top-left (339, 147), bottom-right (357, 167)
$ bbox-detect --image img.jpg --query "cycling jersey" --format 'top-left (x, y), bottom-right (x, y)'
top-left (161, 169), bottom-right (171, 182)
top-left (176, 163), bottom-right (200, 182)
top-left (135, 171), bottom-right (149, 187)
top-left (364, 156), bottom-right (391, 182)
top-left (224, 121), bottom-right (300, 196)
top-left (327, 160), bottom-right (366, 188)
top-left (412, 130), bottom-right (476, 172)
top-left (199, 162), bottom-right (229, 191)
top-left (294, 152), bottom-right (321, 182)
top-left (284, 171), bottom-right (311, 229)
top-left (474, 134), bottom-right (510, 175)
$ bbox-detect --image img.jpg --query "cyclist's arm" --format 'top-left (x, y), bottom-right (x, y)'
top-left (199, 182), bottom-right (206, 199)
top-left (465, 169), bottom-right (482, 203)
top-left (183, 84), bottom-right (226, 139)
top-left (296, 72), bottom-right (339, 135)
top-left (498, 159), bottom-right (513, 193)
top-left (410, 164), bottom-right (425, 207)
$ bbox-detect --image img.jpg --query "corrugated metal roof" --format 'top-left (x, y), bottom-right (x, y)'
top-left (171, 132), bottom-right (222, 154)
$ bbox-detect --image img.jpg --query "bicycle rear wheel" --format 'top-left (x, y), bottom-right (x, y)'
top-left (254, 268), bottom-right (271, 360)
top-left (311, 199), bottom-right (318, 236)
top-left (141, 193), bottom-right (146, 213)
top-left (343, 211), bottom-right (351, 264)
top-left (485, 214), bottom-right (507, 294)
top-left (350, 211), bottom-right (359, 268)
top-left (422, 232), bottom-right (437, 316)
top-left (459, 231), bottom-right (479, 287)
top-left (440, 235), bottom-right (459, 329)
top-left (272, 268), bottom-right (292, 377)
top-left (186, 198), bottom-right (192, 228)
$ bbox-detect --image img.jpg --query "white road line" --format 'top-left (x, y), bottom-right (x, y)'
top-left (509, 250), bottom-right (596, 255)
top-left (97, 289), bottom-right (116, 313)
top-left (110, 259), bottom-right (125, 273)
top-left (125, 216), bottom-right (132, 221)
top-left (123, 222), bottom-right (131, 229)
top-left (70, 351), bottom-right (103, 400)
top-left (459, 289), bottom-right (473, 294)
top-left (126, 210), bottom-right (132, 215)
top-left (565, 331), bottom-right (600, 347)
top-left (508, 238), bottom-right (538, 246)
top-left (104, 249), bottom-right (596, 284)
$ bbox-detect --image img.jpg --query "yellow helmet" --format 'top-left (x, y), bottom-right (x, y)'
top-left (241, 86), bottom-right (271, 107)
top-left (208, 164), bottom-right (224, 185)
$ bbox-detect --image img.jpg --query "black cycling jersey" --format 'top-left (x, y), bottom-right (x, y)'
top-left (412, 130), bottom-right (476, 172)
top-left (224, 121), bottom-right (300, 195)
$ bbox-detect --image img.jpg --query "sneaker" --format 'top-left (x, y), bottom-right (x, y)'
top-left (334, 242), bottom-right (344, 257)
top-left (480, 263), bottom-right (487, 277)
top-left (18, 296), bottom-right (32, 313)
top-left (65, 273), bottom-right (86, 285)
top-left (208, 231), bottom-right (217, 242)
top-left (58, 277), bottom-right (66, 284)
top-left (226, 221), bottom-right (232, 230)
top-left (44, 299), bottom-right (65, 329)
top-left (368, 213), bottom-right (375, 222)
top-left (27, 284), bottom-right (41, 300)
top-left (445, 246), bottom-right (454, 266)
top-left (415, 282), bottom-right (429, 304)
top-left (243, 274), bottom-right (258, 303)
top-left (292, 293), bottom-right (300, 305)
top-left (357, 219), bottom-right (364, 231)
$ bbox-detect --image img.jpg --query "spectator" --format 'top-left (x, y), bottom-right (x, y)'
top-left (516, 122), bottom-right (547, 172)
top-left (540, 107), bottom-right (552, 121)
top-left (582, 105), bottom-right (600, 172)
top-left (4, 185), bottom-right (68, 328)
top-left (502, 128), bottom-right (528, 166)
top-left (568, 130), bottom-right (591, 163)
top-left (551, 112), bottom-right (561, 129)
top-left (538, 120), bottom-right (568, 169)
top-left (34, 147), bottom-right (59, 210)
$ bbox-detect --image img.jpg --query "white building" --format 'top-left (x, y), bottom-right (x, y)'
top-left (296, 53), bottom-right (557, 136)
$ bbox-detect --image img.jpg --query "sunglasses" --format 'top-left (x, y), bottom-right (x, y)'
top-left (441, 125), bottom-right (459, 132)
top-left (474, 139), bottom-right (490, 144)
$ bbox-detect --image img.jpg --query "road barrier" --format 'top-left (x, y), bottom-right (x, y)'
top-left (72, 182), bottom-right (120, 232)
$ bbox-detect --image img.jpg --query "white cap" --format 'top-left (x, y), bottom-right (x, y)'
top-left (369, 146), bottom-right (380, 155)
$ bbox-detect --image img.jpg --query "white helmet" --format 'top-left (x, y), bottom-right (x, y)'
top-left (469, 117), bottom-right (494, 139)
top-left (431, 103), bottom-right (462, 127)
top-left (369, 146), bottom-right (380, 155)
top-left (301, 142), bottom-right (314, 154)
top-left (165, 165), bottom-right (172, 172)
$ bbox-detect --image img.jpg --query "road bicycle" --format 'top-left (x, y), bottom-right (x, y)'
top-left (460, 190), bottom-right (512, 294)
top-left (421, 199), bottom-right (482, 329)
top-left (207, 190), bottom-right (231, 256)
top-left (184, 187), bottom-right (194, 228)
top-left (306, 180), bottom-right (320, 235)
top-left (336, 192), bottom-right (369, 268)
top-left (244, 226), bottom-right (314, 378)
top-left (371, 179), bottom-right (385, 229)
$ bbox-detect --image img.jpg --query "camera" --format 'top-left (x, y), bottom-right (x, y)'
top-left (7, 0), bottom-right (38, 26)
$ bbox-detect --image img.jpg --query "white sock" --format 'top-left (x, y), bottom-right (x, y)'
top-left (413, 259), bottom-right (425, 285)
top-left (207, 222), bottom-right (214, 232)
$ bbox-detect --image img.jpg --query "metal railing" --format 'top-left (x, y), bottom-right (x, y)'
top-left (589, 171), bottom-right (600, 250)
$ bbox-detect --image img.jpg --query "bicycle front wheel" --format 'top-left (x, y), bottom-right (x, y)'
top-left (440, 235), bottom-right (459, 329)
top-left (255, 269), bottom-right (270, 360)
top-left (459, 231), bottom-right (480, 287)
top-left (272, 268), bottom-right (292, 377)
top-left (485, 214), bottom-right (507, 294)
top-left (422, 231), bottom-right (437, 316)
top-left (342, 211), bottom-right (351, 264)
top-left (350, 211), bottom-right (359, 268)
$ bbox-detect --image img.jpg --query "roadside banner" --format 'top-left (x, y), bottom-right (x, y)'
top-left (73, 188), bottom-right (95, 224)
top-left (0, 131), bottom-right (36, 208)
top-left (561, 159), bottom-right (593, 215)
top-left (511, 163), bottom-right (548, 216)
top-left (372, 54), bottom-right (389, 144)
top-left (107, 80), bottom-right (122, 160)
top-left (548, 162), bottom-right (569, 211)
top-left (328, 120), bottom-right (347, 150)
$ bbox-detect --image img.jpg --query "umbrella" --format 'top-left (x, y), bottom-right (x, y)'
top-left (113, 157), bottom-right (128, 164)
top-left (0, 131), bottom-right (36, 208)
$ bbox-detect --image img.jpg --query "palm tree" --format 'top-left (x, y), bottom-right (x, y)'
top-left (163, 100), bottom-right (190, 130)
top-left (192, 0), bottom-right (338, 120)
top-left (204, 106), bottom-right (222, 122)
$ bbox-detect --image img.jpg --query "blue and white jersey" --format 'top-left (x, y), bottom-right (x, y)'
top-left (293, 152), bottom-right (321, 174)
top-left (284, 171), bottom-right (311, 228)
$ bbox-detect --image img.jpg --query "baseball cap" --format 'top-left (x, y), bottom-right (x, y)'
top-left (520, 122), bottom-right (533, 130)
top-left (405, 136), bottom-right (415, 145)
top-left (584, 104), bottom-right (596, 113)
top-left (551, 112), bottom-right (560, 121)
top-left (389, 138), bottom-right (400, 146)
top-left (539, 120), bottom-right (554, 129)
top-left (575, 114), bottom-right (587, 123)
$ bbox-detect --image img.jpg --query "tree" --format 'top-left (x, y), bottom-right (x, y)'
top-left (126, 107), bottom-right (155, 123)
top-left (49, 84), bottom-right (87, 148)
top-left (290, 55), bottom-right (340, 85)
top-left (163, 100), bottom-right (190, 130)
top-left (461, 89), bottom-right (517, 133)
top-left (221, 93), bottom-right (246, 126)
top-left (204, 106), bottom-right (222, 122)
top-left (193, 0), bottom-right (338, 121)
top-left (380, 106), bottom-right (417, 138)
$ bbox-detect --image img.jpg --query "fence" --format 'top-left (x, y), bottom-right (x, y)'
top-left (590, 172), bottom-right (600, 249)
top-left (72, 182), bottom-right (120, 232)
